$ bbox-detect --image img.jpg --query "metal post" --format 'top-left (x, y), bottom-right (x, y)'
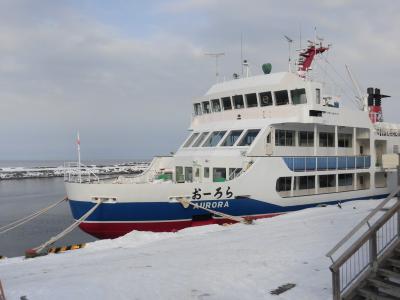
top-left (331, 269), bottom-right (341, 300)
top-left (369, 231), bottom-right (378, 271)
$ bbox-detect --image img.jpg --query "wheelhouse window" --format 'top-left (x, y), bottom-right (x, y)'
top-left (202, 131), bottom-right (227, 147)
top-left (319, 132), bottom-right (335, 147)
top-left (291, 89), bottom-right (307, 105)
top-left (222, 97), bottom-right (232, 110)
top-left (238, 129), bottom-right (260, 146)
top-left (298, 131), bottom-right (314, 147)
top-left (276, 177), bottom-right (291, 192)
top-left (338, 134), bottom-right (352, 148)
top-left (274, 90), bottom-right (289, 105)
top-left (319, 174), bottom-right (336, 188)
top-left (213, 168), bottom-right (226, 182)
top-left (211, 99), bottom-right (221, 112)
top-left (245, 93), bottom-right (258, 108)
top-left (233, 95), bottom-right (244, 109)
top-left (275, 129), bottom-right (295, 146)
top-left (202, 101), bottom-right (211, 114)
top-left (194, 103), bottom-right (202, 116)
top-left (183, 132), bottom-right (199, 147)
top-left (259, 91), bottom-right (273, 106)
top-left (221, 130), bottom-right (243, 146)
top-left (192, 132), bottom-right (209, 147)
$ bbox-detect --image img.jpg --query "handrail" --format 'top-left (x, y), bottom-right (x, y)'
top-left (326, 187), bottom-right (400, 260)
top-left (64, 162), bottom-right (100, 183)
top-left (326, 186), bottom-right (400, 299)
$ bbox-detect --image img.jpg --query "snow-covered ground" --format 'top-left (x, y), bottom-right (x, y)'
top-left (0, 162), bottom-right (149, 180)
top-left (0, 199), bottom-right (381, 300)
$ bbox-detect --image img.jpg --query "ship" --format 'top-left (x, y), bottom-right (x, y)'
top-left (64, 38), bottom-right (400, 239)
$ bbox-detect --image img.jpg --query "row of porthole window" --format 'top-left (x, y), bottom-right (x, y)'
top-left (193, 88), bottom-right (307, 116)
top-left (183, 129), bottom-right (261, 148)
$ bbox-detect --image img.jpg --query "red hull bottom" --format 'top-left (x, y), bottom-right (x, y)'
top-left (79, 213), bottom-right (283, 239)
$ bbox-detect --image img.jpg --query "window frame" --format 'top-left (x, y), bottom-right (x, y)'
top-left (192, 132), bottom-right (210, 147)
top-left (298, 131), bottom-right (314, 147)
top-left (202, 101), bottom-right (211, 114)
top-left (245, 93), bottom-right (258, 108)
top-left (221, 130), bottom-right (244, 147)
top-left (259, 91), bottom-right (273, 107)
top-left (202, 131), bottom-right (227, 147)
top-left (183, 132), bottom-right (200, 148)
top-left (291, 88), bottom-right (307, 105)
top-left (211, 99), bottom-right (221, 112)
top-left (319, 132), bottom-right (335, 147)
top-left (237, 129), bottom-right (261, 147)
top-left (222, 96), bottom-right (233, 110)
top-left (275, 129), bottom-right (295, 146)
top-left (233, 95), bottom-right (245, 109)
top-left (274, 90), bottom-right (289, 106)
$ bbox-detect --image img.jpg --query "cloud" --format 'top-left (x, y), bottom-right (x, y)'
top-left (0, 0), bottom-right (399, 159)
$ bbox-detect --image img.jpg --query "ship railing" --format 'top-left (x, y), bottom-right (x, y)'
top-left (63, 162), bottom-right (100, 183)
top-left (326, 187), bottom-right (400, 300)
top-left (228, 168), bottom-right (244, 181)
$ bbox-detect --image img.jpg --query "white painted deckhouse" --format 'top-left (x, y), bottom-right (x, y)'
top-left (65, 39), bottom-right (400, 239)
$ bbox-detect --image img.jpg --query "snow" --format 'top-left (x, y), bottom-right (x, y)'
top-left (0, 199), bottom-right (381, 300)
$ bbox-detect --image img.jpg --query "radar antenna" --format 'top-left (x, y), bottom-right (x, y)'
top-left (205, 52), bottom-right (225, 82)
top-left (284, 35), bottom-right (293, 72)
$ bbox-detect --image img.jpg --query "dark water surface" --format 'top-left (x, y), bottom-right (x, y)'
top-left (0, 177), bottom-right (97, 257)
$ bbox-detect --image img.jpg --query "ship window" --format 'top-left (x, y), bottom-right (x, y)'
top-left (238, 129), bottom-right (261, 146)
top-left (259, 91), bottom-right (273, 106)
top-left (298, 131), bottom-right (314, 147)
top-left (245, 93), bottom-right (258, 108)
top-left (291, 89), bottom-right (307, 105)
top-left (183, 132), bottom-right (199, 147)
top-left (222, 97), bottom-right (232, 110)
top-left (202, 101), bottom-right (211, 114)
top-left (204, 167), bottom-right (210, 178)
top-left (185, 167), bottom-right (193, 182)
top-left (339, 174), bottom-right (353, 186)
top-left (176, 166), bottom-right (184, 183)
top-left (319, 132), bottom-right (335, 147)
top-left (202, 131), bottom-right (227, 147)
top-left (276, 177), bottom-right (291, 192)
top-left (275, 129), bottom-right (295, 146)
top-left (221, 130), bottom-right (243, 147)
top-left (233, 95), bottom-right (244, 109)
top-left (229, 168), bottom-right (242, 180)
top-left (296, 176), bottom-right (315, 190)
top-left (338, 134), bottom-right (352, 148)
top-left (274, 90), bottom-right (289, 105)
top-left (211, 99), bottom-right (221, 112)
top-left (213, 168), bottom-right (226, 182)
top-left (319, 174), bottom-right (336, 188)
top-left (192, 132), bottom-right (209, 147)
top-left (316, 89), bottom-right (321, 104)
top-left (194, 103), bottom-right (202, 116)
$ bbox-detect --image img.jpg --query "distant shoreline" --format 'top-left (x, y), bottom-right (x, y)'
top-left (0, 162), bottom-right (149, 180)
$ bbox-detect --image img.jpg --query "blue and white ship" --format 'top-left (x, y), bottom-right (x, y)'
top-left (65, 39), bottom-right (400, 238)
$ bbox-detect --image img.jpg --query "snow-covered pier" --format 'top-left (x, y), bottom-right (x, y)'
top-left (0, 199), bottom-right (381, 300)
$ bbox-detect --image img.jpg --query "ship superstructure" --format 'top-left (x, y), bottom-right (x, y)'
top-left (64, 39), bottom-right (400, 238)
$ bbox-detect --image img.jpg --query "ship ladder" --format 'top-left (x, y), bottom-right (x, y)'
top-left (176, 197), bottom-right (252, 225)
top-left (0, 197), bottom-right (67, 235)
top-left (27, 199), bottom-right (104, 257)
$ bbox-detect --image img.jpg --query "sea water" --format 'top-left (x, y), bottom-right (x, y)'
top-left (0, 159), bottom-right (146, 257)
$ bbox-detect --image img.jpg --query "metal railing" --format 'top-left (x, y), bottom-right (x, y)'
top-left (326, 187), bottom-right (400, 299)
top-left (64, 162), bottom-right (100, 183)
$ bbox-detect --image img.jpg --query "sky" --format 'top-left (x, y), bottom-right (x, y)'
top-left (0, 0), bottom-right (399, 160)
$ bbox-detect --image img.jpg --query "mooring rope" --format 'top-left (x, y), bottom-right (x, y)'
top-left (0, 197), bottom-right (67, 235)
top-left (33, 199), bottom-right (103, 253)
top-left (177, 197), bottom-right (252, 224)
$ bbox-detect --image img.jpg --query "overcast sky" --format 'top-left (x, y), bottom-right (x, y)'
top-left (0, 0), bottom-right (399, 161)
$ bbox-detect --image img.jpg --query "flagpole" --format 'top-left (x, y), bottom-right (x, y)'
top-left (77, 131), bottom-right (81, 183)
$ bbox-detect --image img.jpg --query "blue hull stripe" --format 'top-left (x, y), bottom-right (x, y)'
top-left (68, 193), bottom-right (389, 222)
